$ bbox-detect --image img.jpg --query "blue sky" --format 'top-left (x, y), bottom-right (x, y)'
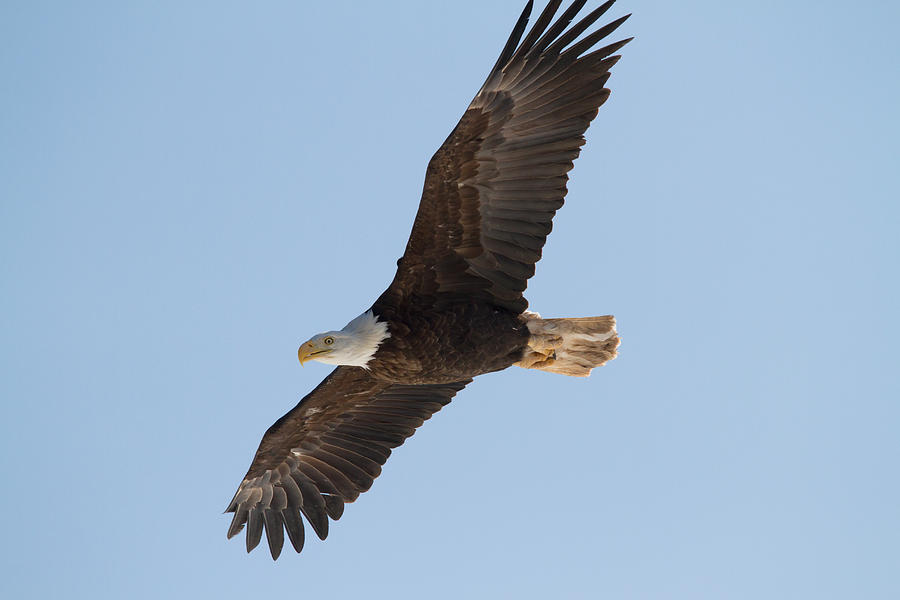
top-left (2, 1), bottom-right (898, 598)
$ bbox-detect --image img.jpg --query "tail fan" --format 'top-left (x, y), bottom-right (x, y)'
top-left (515, 314), bottom-right (619, 377)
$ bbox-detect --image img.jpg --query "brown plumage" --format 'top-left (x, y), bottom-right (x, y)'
top-left (227, 0), bottom-right (630, 559)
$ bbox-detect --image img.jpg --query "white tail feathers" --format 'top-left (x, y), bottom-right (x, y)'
top-left (515, 314), bottom-right (619, 377)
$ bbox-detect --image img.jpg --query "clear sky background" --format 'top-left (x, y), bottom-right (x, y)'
top-left (2, 1), bottom-right (898, 598)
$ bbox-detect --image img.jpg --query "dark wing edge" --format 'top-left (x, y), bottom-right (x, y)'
top-left (381, 0), bottom-right (632, 313)
top-left (225, 366), bottom-right (470, 559)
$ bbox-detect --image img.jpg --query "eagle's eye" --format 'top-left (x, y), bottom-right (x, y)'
top-left (324, 337), bottom-right (334, 345)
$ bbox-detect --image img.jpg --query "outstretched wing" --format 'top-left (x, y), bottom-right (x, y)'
top-left (378, 0), bottom-right (631, 314)
top-left (226, 367), bottom-right (470, 559)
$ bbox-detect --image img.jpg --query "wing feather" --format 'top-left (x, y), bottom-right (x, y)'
top-left (323, 494), bottom-right (345, 520)
top-left (246, 508), bottom-right (263, 553)
top-left (262, 509), bottom-right (284, 560)
top-left (281, 508), bottom-right (305, 553)
top-left (226, 366), bottom-right (469, 558)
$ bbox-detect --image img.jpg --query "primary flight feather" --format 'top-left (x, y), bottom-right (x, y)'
top-left (227, 0), bottom-right (631, 559)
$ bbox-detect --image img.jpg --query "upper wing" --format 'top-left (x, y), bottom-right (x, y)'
top-left (225, 366), bottom-right (470, 559)
top-left (378, 0), bottom-right (632, 313)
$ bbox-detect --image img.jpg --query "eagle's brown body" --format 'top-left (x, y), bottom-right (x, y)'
top-left (226, 0), bottom-right (631, 559)
top-left (368, 301), bottom-right (530, 384)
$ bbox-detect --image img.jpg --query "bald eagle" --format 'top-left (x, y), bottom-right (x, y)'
top-left (226, 0), bottom-right (631, 559)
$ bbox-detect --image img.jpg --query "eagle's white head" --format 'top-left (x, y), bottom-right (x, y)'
top-left (297, 310), bottom-right (390, 368)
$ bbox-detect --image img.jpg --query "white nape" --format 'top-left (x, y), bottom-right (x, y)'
top-left (309, 310), bottom-right (390, 368)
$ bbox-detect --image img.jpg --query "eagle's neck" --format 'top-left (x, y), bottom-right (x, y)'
top-left (339, 310), bottom-right (390, 368)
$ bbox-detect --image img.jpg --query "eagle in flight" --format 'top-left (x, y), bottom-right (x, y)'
top-left (227, 0), bottom-right (631, 558)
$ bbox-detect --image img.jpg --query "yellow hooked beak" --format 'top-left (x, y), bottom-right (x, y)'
top-left (298, 340), bottom-right (332, 365)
